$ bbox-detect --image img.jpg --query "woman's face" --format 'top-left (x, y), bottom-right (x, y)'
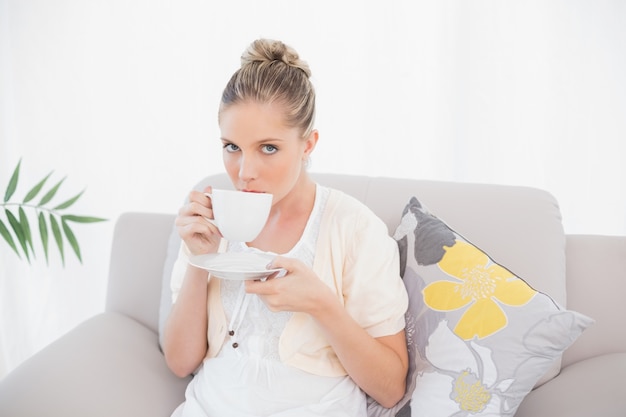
top-left (219, 100), bottom-right (317, 205)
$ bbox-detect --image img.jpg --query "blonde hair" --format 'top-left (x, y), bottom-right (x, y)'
top-left (219, 39), bottom-right (316, 137)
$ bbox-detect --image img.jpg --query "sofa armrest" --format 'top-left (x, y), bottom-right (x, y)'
top-left (0, 313), bottom-right (190, 417)
top-left (562, 234), bottom-right (626, 367)
top-left (106, 212), bottom-right (176, 333)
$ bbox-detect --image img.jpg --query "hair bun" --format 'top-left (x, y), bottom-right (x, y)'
top-left (241, 39), bottom-right (311, 77)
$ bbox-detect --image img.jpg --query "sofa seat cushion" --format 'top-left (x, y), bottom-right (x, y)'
top-left (515, 352), bottom-right (626, 417)
top-left (0, 312), bottom-right (190, 417)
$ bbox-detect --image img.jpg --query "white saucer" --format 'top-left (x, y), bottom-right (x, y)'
top-left (188, 252), bottom-right (283, 281)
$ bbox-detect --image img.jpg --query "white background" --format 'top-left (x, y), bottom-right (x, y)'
top-left (1, 0), bottom-right (625, 377)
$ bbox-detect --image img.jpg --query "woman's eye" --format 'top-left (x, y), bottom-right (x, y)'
top-left (262, 144), bottom-right (278, 154)
top-left (223, 143), bottom-right (240, 152)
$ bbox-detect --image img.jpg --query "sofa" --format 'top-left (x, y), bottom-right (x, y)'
top-left (0, 172), bottom-right (625, 417)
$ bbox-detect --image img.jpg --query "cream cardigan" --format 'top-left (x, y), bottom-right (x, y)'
top-left (171, 188), bottom-right (409, 377)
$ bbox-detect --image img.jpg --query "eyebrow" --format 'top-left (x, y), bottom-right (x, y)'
top-left (220, 137), bottom-right (286, 143)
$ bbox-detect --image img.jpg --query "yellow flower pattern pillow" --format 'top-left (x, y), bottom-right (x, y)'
top-left (376, 196), bottom-right (593, 417)
top-left (423, 240), bottom-right (538, 341)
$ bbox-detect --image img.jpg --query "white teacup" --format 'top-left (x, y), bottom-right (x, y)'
top-left (205, 189), bottom-right (273, 242)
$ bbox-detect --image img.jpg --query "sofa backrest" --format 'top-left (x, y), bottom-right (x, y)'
top-left (106, 173), bottom-right (568, 360)
top-left (106, 212), bottom-right (176, 331)
top-left (194, 173), bottom-right (566, 297)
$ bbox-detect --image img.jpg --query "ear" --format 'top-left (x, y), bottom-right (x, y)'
top-left (303, 129), bottom-right (319, 157)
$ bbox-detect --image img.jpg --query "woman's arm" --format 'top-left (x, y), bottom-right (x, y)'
top-left (311, 292), bottom-right (408, 408)
top-left (246, 257), bottom-right (408, 407)
top-left (163, 265), bottom-right (210, 377)
top-left (163, 189), bottom-right (222, 377)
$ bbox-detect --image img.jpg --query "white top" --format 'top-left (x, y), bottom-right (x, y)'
top-left (172, 185), bottom-right (367, 417)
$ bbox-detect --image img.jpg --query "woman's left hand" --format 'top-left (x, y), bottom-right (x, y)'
top-left (244, 256), bottom-right (333, 314)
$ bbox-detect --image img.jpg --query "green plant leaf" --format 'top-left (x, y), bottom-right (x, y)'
top-left (5, 209), bottom-right (30, 263)
top-left (61, 214), bottom-right (107, 223)
top-left (4, 159), bottom-right (21, 203)
top-left (49, 214), bottom-right (64, 266)
top-left (0, 218), bottom-right (21, 258)
top-left (62, 219), bottom-right (82, 263)
top-left (38, 212), bottom-right (49, 265)
top-left (2, 159), bottom-right (105, 267)
top-left (19, 206), bottom-right (35, 256)
top-left (53, 189), bottom-right (84, 210)
top-left (23, 171), bottom-right (53, 203)
top-left (38, 177), bottom-right (66, 206)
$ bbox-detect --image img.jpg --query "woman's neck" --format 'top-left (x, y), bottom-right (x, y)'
top-left (250, 174), bottom-right (317, 253)
top-left (272, 175), bottom-right (316, 219)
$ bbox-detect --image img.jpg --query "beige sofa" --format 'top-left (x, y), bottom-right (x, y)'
top-left (0, 173), bottom-right (625, 416)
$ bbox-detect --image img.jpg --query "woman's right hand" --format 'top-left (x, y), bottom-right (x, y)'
top-left (175, 187), bottom-right (222, 255)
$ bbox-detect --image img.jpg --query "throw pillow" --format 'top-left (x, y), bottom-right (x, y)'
top-left (368, 196), bottom-right (593, 417)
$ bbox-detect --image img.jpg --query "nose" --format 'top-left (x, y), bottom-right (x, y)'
top-left (237, 153), bottom-right (258, 182)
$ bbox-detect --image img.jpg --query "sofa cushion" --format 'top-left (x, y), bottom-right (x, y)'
top-left (515, 352), bottom-right (626, 417)
top-left (367, 196), bottom-right (593, 417)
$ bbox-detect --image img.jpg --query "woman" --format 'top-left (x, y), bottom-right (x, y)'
top-left (164, 38), bottom-right (409, 417)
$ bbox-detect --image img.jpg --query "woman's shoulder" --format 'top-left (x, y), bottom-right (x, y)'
top-left (324, 187), bottom-right (369, 215)
top-left (322, 187), bottom-right (386, 231)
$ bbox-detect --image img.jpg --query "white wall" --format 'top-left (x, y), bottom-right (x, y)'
top-left (1, 0), bottom-right (625, 376)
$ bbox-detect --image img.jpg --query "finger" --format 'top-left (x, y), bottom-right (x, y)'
top-left (189, 191), bottom-right (212, 209)
top-left (267, 255), bottom-right (301, 272)
top-left (264, 270), bottom-right (281, 280)
top-left (180, 200), bottom-right (214, 222)
top-left (181, 219), bottom-right (219, 236)
top-left (176, 215), bottom-right (222, 241)
top-left (176, 207), bottom-right (215, 228)
top-left (200, 188), bottom-right (213, 210)
top-left (178, 198), bottom-right (207, 218)
top-left (245, 278), bottom-right (275, 295)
